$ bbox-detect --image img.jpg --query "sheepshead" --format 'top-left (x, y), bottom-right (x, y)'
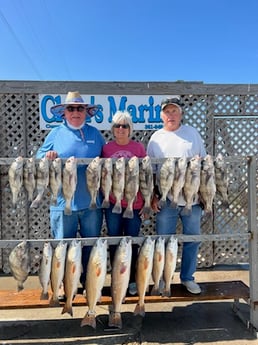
top-left (134, 236), bottom-right (155, 317)
top-left (171, 157), bottom-right (188, 208)
top-left (214, 153), bottom-right (229, 208)
top-left (39, 241), bottom-right (53, 300)
top-left (86, 156), bottom-right (102, 209)
top-left (151, 236), bottom-right (165, 296)
top-left (23, 157), bottom-right (36, 204)
top-left (182, 155), bottom-right (201, 215)
top-left (62, 156), bottom-right (77, 215)
top-left (50, 241), bottom-right (67, 307)
top-left (109, 237), bottom-right (132, 329)
top-left (112, 157), bottom-right (125, 214)
top-left (163, 236), bottom-right (178, 297)
top-left (62, 239), bottom-right (82, 317)
top-left (101, 157), bottom-right (113, 208)
top-left (30, 156), bottom-right (49, 209)
top-left (123, 156), bottom-right (140, 219)
top-left (49, 157), bottom-right (62, 205)
top-left (8, 156), bottom-right (24, 208)
top-left (81, 238), bottom-right (107, 329)
top-left (199, 155), bottom-right (216, 215)
top-left (158, 157), bottom-right (176, 208)
top-left (139, 156), bottom-right (154, 215)
top-left (9, 240), bottom-right (30, 291)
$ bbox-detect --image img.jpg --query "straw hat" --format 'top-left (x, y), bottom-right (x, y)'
top-left (50, 91), bottom-right (98, 118)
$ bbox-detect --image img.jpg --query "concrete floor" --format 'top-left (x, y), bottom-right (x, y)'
top-left (0, 265), bottom-right (257, 345)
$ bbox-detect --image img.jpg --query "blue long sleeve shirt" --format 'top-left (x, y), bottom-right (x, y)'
top-left (36, 122), bottom-right (105, 211)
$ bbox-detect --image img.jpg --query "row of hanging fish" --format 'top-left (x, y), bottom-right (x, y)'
top-left (8, 153), bottom-right (229, 217)
top-left (8, 236), bottom-right (178, 330)
top-left (157, 153), bottom-right (229, 215)
top-left (8, 156), bottom-right (77, 214)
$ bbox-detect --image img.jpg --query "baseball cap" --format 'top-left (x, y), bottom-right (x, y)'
top-left (161, 96), bottom-right (182, 110)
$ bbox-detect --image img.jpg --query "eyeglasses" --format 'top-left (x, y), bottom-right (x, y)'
top-left (161, 97), bottom-right (182, 108)
top-left (113, 124), bottom-right (130, 129)
top-left (66, 105), bottom-right (86, 112)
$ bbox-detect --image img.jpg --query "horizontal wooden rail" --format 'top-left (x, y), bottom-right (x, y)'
top-left (0, 281), bottom-right (249, 310)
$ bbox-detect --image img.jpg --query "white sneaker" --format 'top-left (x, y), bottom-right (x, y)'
top-left (128, 282), bottom-right (137, 295)
top-left (181, 281), bottom-right (201, 294)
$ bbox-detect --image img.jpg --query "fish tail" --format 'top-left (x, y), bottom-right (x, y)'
top-left (17, 283), bottom-right (24, 292)
top-left (61, 303), bottom-right (73, 317)
top-left (101, 199), bottom-right (110, 208)
top-left (40, 291), bottom-right (49, 300)
top-left (181, 205), bottom-right (192, 216)
top-left (141, 205), bottom-right (152, 215)
top-left (162, 289), bottom-right (171, 297)
top-left (112, 202), bottom-right (122, 214)
top-left (134, 303), bottom-right (145, 317)
top-left (170, 200), bottom-right (178, 209)
top-left (64, 204), bottom-right (72, 215)
top-left (122, 207), bottom-right (133, 219)
top-left (221, 200), bottom-right (229, 208)
top-left (80, 312), bottom-right (96, 329)
top-left (108, 312), bottom-right (122, 329)
top-left (49, 297), bottom-right (60, 307)
top-left (89, 200), bottom-right (97, 209)
top-left (30, 198), bottom-right (40, 209)
top-left (158, 199), bottom-right (166, 209)
top-left (151, 285), bottom-right (160, 296)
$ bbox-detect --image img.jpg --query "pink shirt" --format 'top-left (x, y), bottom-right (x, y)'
top-left (102, 140), bottom-right (146, 209)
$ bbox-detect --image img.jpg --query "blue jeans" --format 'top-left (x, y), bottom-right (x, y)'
top-left (156, 202), bottom-right (202, 282)
top-left (50, 208), bottom-right (103, 284)
top-left (104, 205), bottom-right (142, 283)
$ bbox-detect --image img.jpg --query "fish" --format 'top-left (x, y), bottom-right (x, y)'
top-left (86, 156), bottom-right (102, 209)
top-left (50, 241), bottom-right (67, 307)
top-left (49, 157), bottom-right (62, 205)
top-left (112, 157), bottom-right (125, 214)
top-left (182, 155), bottom-right (201, 215)
top-left (139, 156), bottom-right (154, 215)
top-left (151, 236), bottom-right (165, 296)
top-left (123, 156), bottom-right (140, 219)
top-left (108, 237), bottom-right (132, 329)
top-left (100, 157), bottom-right (113, 208)
top-left (134, 236), bottom-right (155, 317)
top-left (162, 236), bottom-right (178, 297)
top-left (8, 156), bottom-right (24, 208)
top-left (199, 155), bottom-right (216, 215)
top-left (158, 157), bottom-right (176, 208)
top-left (62, 156), bottom-right (77, 215)
top-left (62, 239), bottom-right (82, 317)
top-left (214, 153), bottom-right (229, 208)
top-left (23, 157), bottom-right (36, 204)
top-left (30, 156), bottom-right (49, 209)
top-left (171, 157), bottom-right (188, 208)
top-left (8, 240), bottom-right (30, 292)
top-left (38, 241), bottom-right (53, 300)
top-left (81, 238), bottom-right (107, 329)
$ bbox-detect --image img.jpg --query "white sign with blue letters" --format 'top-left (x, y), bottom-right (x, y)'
top-left (39, 94), bottom-right (166, 130)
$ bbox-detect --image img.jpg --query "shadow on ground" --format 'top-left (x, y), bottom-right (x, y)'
top-left (0, 302), bottom-right (256, 345)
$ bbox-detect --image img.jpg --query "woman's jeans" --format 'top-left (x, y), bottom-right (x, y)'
top-left (156, 202), bottom-right (202, 282)
top-left (104, 206), bottom-right (142, 283)
top-left (50, 208), bottom-right (103, 285)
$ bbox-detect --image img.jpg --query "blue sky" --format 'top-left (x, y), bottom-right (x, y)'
top-left (0, 0), bottom-right (257, 84)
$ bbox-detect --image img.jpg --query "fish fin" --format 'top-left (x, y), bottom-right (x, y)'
top-left (61, 303), bottom-right (73, 317)
top-left (134, 303), bottom-right (145, 317)
top-left (101, 199), bottom-right (110, 208)
top-left (81, 312), bottom-right (96, 329)
top-left (108, 312), bottom-right (122, 329)
top-left (112, 202), bottom-right (122, 214)
top-left (122, 207), bottom-right (133, 219)
top-left (151, 285), bottom-right (160, 296)
top-left (40, 291), bottom-right (49, 300)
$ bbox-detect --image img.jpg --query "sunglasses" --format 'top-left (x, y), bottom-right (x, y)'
top-left (113, 124), bottom-right (130, 129)
top-left (66, 105), bottom-right (86, 112)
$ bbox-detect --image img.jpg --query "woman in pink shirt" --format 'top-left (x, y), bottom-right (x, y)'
top-left (102, 111), bottom-right (146, 295)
